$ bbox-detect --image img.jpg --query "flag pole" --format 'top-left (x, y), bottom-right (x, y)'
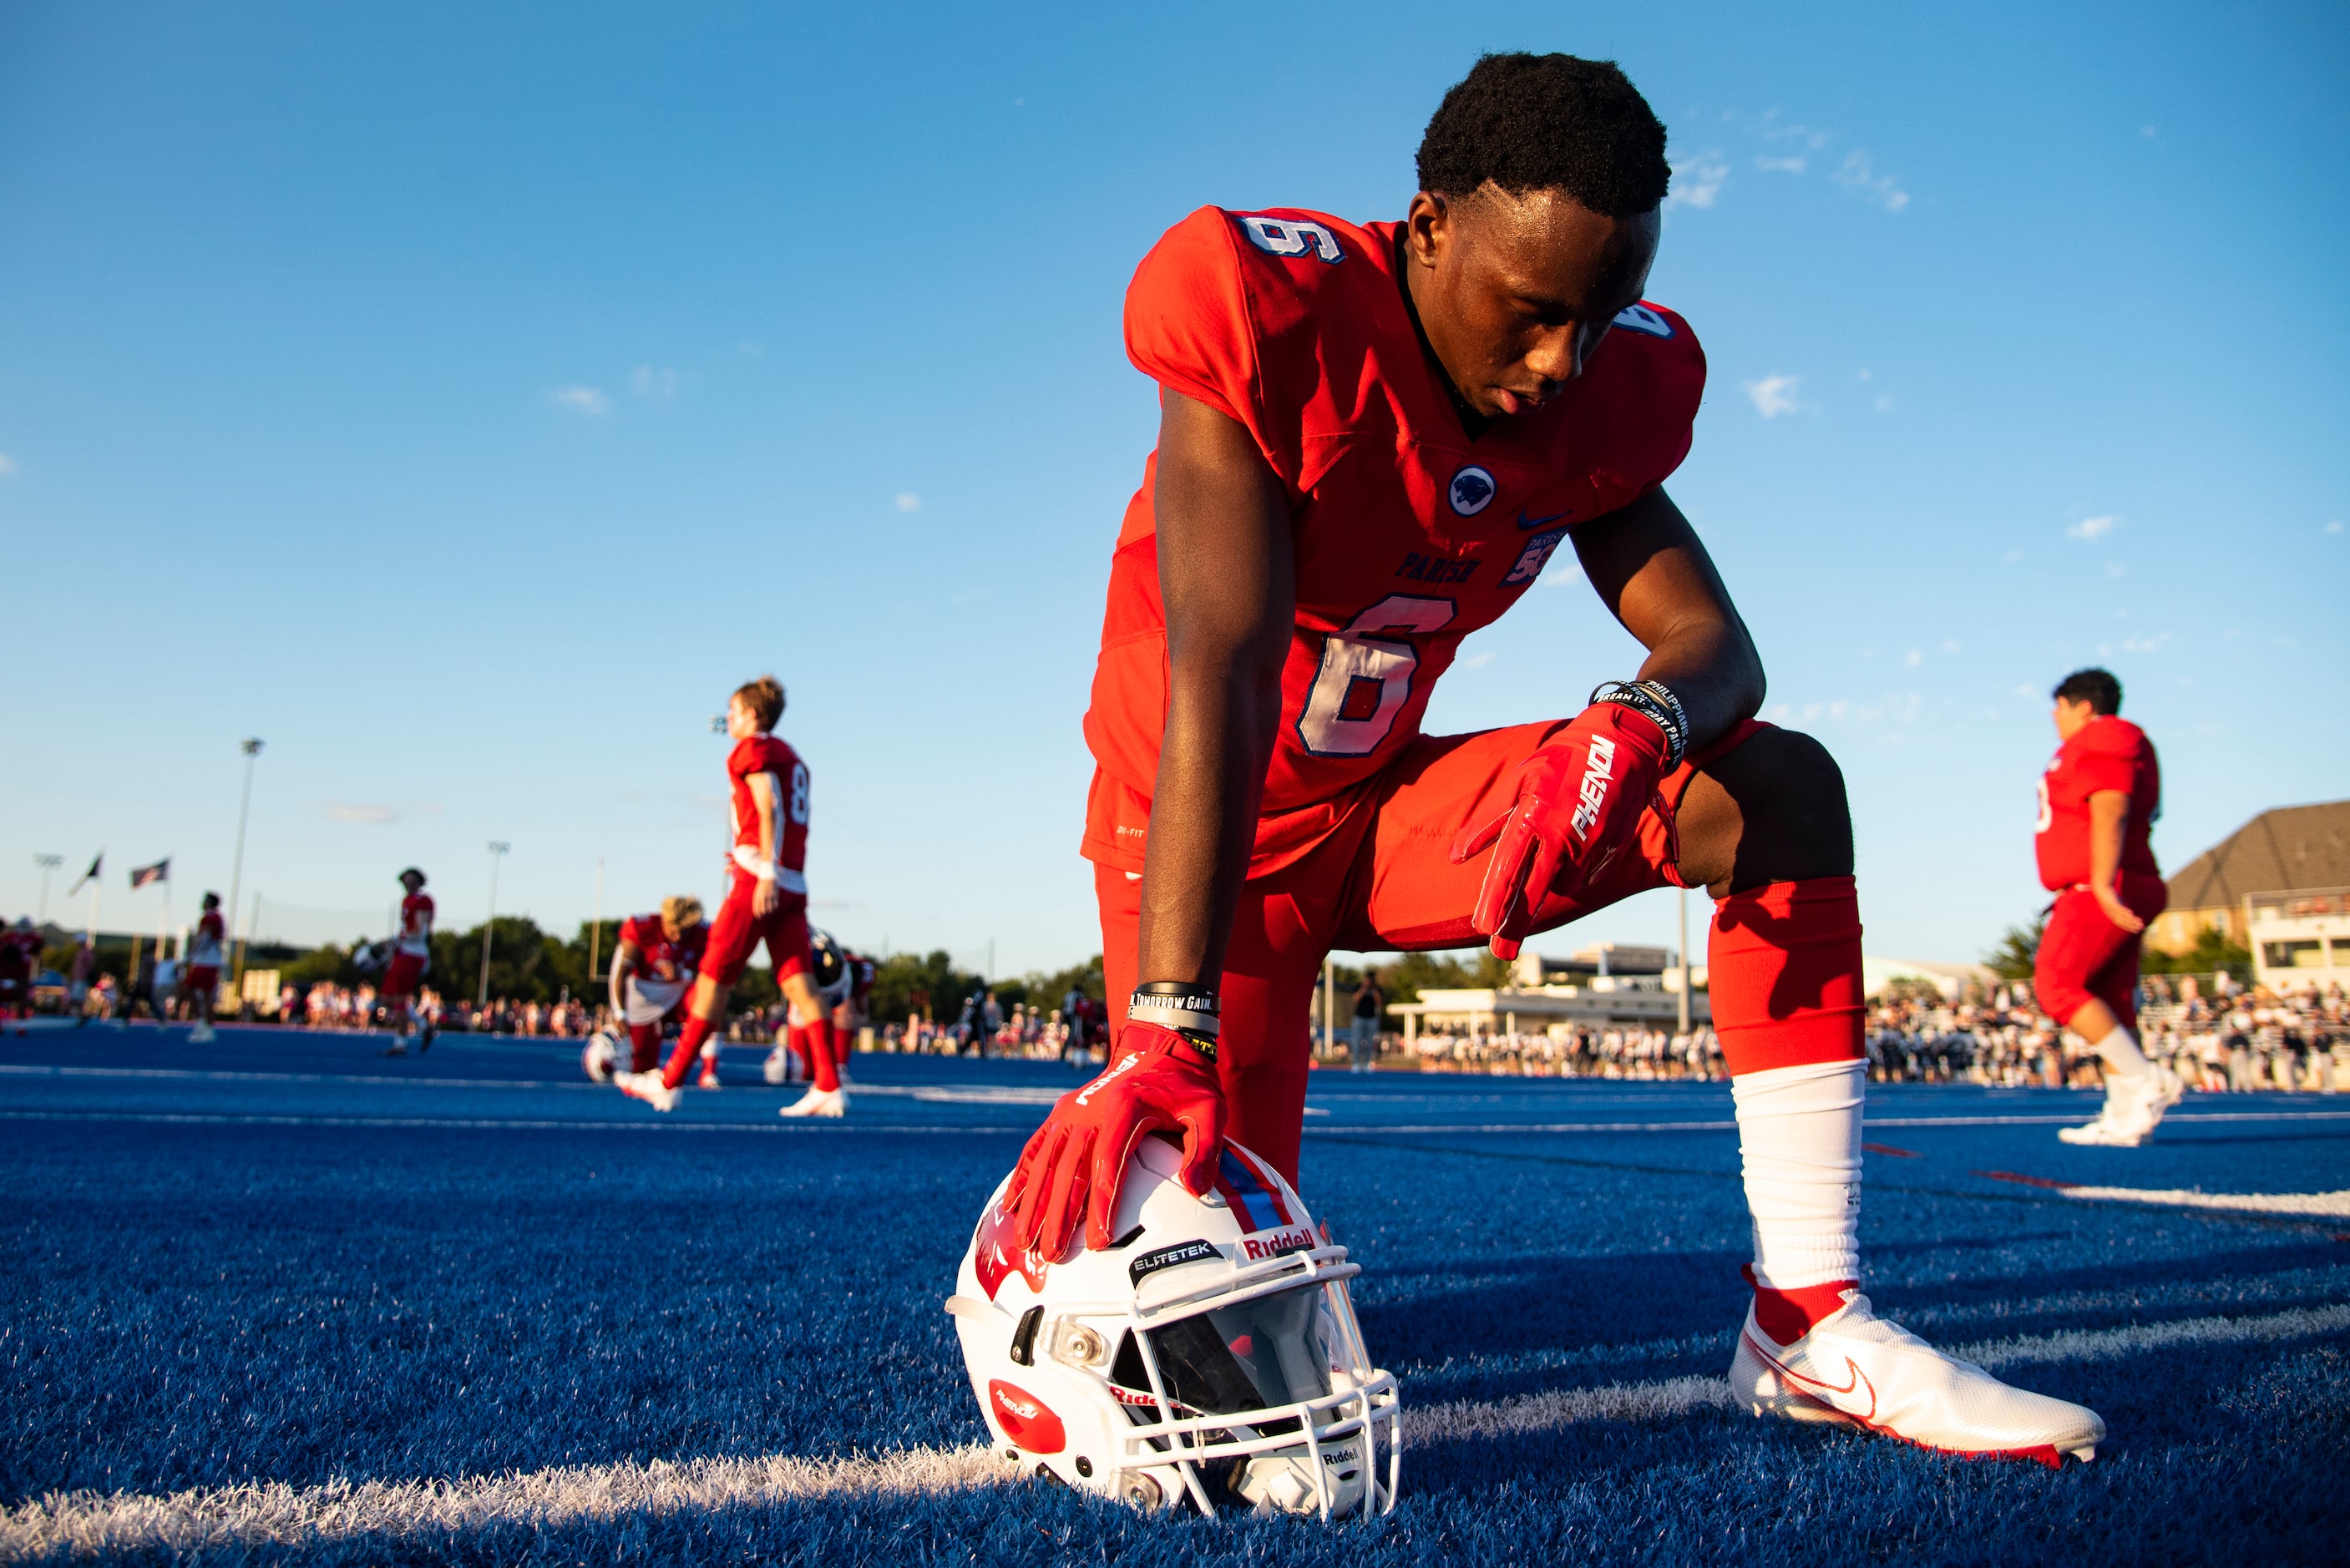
top-left (225, 739), bottom-right (263, 988)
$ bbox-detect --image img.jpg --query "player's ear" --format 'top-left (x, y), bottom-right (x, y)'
top-left (1405, 191), bottom-right (1451, 268)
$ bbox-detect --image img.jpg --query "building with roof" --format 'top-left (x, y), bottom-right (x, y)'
top-left (2154, 799), bottom-right (2350, 956)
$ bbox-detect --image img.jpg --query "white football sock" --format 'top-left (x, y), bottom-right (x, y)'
top-left (2089, 1024), bottom-right (2150, 1080)
top-left (1731, 1059), bottom-right (1864, 1290)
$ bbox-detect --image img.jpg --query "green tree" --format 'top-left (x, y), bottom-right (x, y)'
top-left (1375, 948), bottom-right (1513, 1004)
top-left (2143, 925), bottom-right (2252, 984)
top-left (870, 949), bottom-right (985, 1024)
top-left (1983, 916), bottom-right (2044, 980)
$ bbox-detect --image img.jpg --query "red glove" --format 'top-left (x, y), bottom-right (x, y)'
top-left (1005, 1020), bottom-right (1224, 1257)
top-left (1448, 703), bottom-right (1676, 959)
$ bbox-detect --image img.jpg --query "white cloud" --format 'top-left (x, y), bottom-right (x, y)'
top-left (2140, 125), bottom-right (2158, 139)
top-left (1458, 652), bottom-right (1495, 670)
top-left (1833, 149), bottom-right (1910, 211)
top-left (1873, 393), bottom-right (1896, 412)
top-left (631, 366), bottom-right (681, 398)
top-left (2104, 560), bottom-right (2128, 578)
top-left (1904, 648), bottom-right (1923, 667)
top-left (2327, 519), bottom-right (2343, 534)
top-left (0, 453), bottom-right (14, 474)
top-left (1745, 375), bottom-right (1805, 417)
top-left (2121, 631), bottom-right (2173, 654)
top-left (737, 341), bottom-right (765, 357)
top-left (552, 386), bottom-right (609, 416)
top-left (2066, 513), bottom-right (2120, 540)
top-left (1755, 155), bottom-right (1807, 175)
top-left (1939, 639), bottom-right (1962, 654)
top-left (1664, 149), bottom-right (1729, 210)
top-left (326, 802), bottom-right (397, 824)
top-left (894, 493), bottom-right (921, 513)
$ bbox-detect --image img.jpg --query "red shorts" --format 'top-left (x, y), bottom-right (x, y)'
top-left (705, 877), bottom-right (812, 988)
top-left (1096, 718), bottom-right (1765, 1183)
top-left (2033, 873), bottom-right (2167, 1029)
top-left (185, 965), bottom-right (220, 997)
top-left (382, 950), bottom-right (427, 1001)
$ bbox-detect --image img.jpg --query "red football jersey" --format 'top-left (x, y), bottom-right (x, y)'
top-left (727, 735), bottom-right (810, 893)
top-left (2035, 715), bottom-right (2160, 890)
top-left (1081, 206), bottom-right (1707, 876)
top-left (619, 913), bottom-right (709, 984)
top-left (397, 892), bottom-right (435, 955)
top-left (190, 910), bottom-right (225, 966)
top-left (0, 928), bottom-right (38, 978)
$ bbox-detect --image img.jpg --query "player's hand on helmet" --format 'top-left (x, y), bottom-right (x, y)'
top-left (1006, 1019), bottom-right (1223, 1257)
top-left (1449, 703), bottom-right (1676, 960)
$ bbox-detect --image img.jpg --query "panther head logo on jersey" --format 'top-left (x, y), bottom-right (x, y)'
top-left (1449, 466), bottom-right (1497, 516)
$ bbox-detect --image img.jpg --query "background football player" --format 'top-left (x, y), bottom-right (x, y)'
top-left (1004, 53), bottom-right (2104, 1467)
top-left (616, 676), bottom-right (847, 1117)
top-left (381, 867), bottom-right (434, 1053)
top-left (2035, 668), bottom-right (2180, 1146)
top-left (181, 892), bottom-right (225, 1043)
top-left (604, 894), bottom-right (708, 1080)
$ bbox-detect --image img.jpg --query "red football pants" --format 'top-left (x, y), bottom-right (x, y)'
top-left (1096, 718), bottom-right (1845, 1186)
top-left (703, 877), bottom-right (812, 987)
top-left (2033, 873), bottom-right (2167, 1029)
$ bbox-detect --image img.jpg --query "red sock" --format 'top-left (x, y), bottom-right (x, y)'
top-left (627, 1023), bottom-right (661, 1075)
top-left (1742, 1265), bottom-right (1855, 1343)
top-left (1708, 876), bottom-right (1866, 1075)
top-left (664, 1014), bottom-right (714, 1089)
top-left (807, 1018), bottom-right (839, 1092)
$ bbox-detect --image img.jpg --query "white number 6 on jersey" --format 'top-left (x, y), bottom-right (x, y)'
top-left (1295, 595), bottom-right (1456, 757)
top-left (1238, 215), bottom-right (1344, 264)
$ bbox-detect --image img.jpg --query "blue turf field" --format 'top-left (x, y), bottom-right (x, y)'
top-left (3, 1023), bottom-right (2345, 1563)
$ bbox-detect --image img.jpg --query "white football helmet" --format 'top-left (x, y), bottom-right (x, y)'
top-left (581, 1031), bottom-right (617, 1083)
top-left (808, 929), bottom-right (852, 1009)
top-left (947, 1135), bottom-right (1398, 1519)
top-left (762, 1041), bottom-right (806, 1084)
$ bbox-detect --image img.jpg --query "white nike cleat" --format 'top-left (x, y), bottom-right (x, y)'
top-left (1730, 1291), bottom-right (2104, 1467)
top-left (2059, 1063), bottom-right (2184, 1147)
top-left (780, 1086), bottom-right (846, 1119)
top-left (188, 1022), bottom-right (215, 1044)
top-left (615, 1070), bottom-right (680, 1113)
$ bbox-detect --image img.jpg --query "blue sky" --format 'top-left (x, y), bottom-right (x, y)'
top-left (2, 1), bottom-right (2343, 975)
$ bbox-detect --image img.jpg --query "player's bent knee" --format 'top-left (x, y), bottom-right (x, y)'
top-left (1697, 728), bottom-right (1854, 893)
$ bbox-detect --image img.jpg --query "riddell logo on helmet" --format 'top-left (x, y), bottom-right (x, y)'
top-left (1239, 1226), bottom-right (1314, 1261)
top-left (1569, 736), bottom-right (1618, 840)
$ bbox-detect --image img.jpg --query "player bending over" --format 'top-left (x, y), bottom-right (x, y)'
top-left (2036, 669), bottom-right (2180, 1146)
top-left (1004, 53), bottom-right (2103, 1467)
top-left (616, 675), bottom-right (847, 1117)
top-left (381, 868), bottom-right (435, 1054)
top-left (603, 895), bottom-right (709, 1080)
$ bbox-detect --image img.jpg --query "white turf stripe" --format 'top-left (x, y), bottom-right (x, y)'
top-left (0, 1065), bottom-right (1067, 1105)
top-left (0, 1445), bottom-right (1006, 1556)
top-left (1951, 1305), bottom-right (2350, 1368)
top-left (2059, 1186), bottom-right (2350, 1217)
top-left (7, 1307), bottom-right (2342, 1553)
top-left (0, 1111), bottom-right (1033, 1135)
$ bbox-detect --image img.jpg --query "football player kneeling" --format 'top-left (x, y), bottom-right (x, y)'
top-left (946, 1134), bottom-right (1397, 1519)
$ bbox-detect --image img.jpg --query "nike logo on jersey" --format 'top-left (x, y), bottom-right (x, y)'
top-left (1514, 508), bottom-right (1572, 530)
top-left (1395, 550), bottom-right (1480, 585)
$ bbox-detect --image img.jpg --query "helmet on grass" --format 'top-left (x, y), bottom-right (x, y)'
top-left (808, 929), bottom-right (851, 1009)
top-left (947, 1135), bottom-right (1398, 1518)
top-left (582, 1031), bottom-right (618, 1083)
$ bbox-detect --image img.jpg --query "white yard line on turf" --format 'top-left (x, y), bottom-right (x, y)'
top-left (0, 1111), bottom-right (1036, 1134)
top-left (2059, 1186), bottom-right (2350, 1217)
top-left (6, 1305), bottom-right (2342, 1554)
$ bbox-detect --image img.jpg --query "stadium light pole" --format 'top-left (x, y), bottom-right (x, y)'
top-left (33, 855), bottom-right (63, 925)
top-left (225, 739), bottom-right (263, 987)
top-left (479, 841), bottom-right (510, 1008)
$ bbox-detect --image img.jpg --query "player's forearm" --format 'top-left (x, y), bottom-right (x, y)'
top-left (1574, 488), bottom-right (1763, 749)
top-left (2087, 791), bottom-right (2129, 894)
top-left (1137, 655), bottom-right (1284, 984)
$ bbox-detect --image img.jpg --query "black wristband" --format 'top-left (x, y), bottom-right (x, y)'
top-left (1127, 982), bottom-right (1220, 1058)
top-left (1589, 680), bottom-right (1689, 768)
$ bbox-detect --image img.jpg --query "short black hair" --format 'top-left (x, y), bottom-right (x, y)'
top-left (1416, 53), bottom-right (1670, 215)
top-left (2053, 668), bottom-right (2122, 715)
top-left (399, 867), bottom-right (426, 886)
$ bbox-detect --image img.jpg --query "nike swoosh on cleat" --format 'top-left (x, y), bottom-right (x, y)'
top-left (1748, 1333), bottom-right (1877, 1422)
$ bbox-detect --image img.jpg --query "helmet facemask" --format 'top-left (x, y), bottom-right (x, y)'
top-left (950, 1138), bottom-right (1399, 1520)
